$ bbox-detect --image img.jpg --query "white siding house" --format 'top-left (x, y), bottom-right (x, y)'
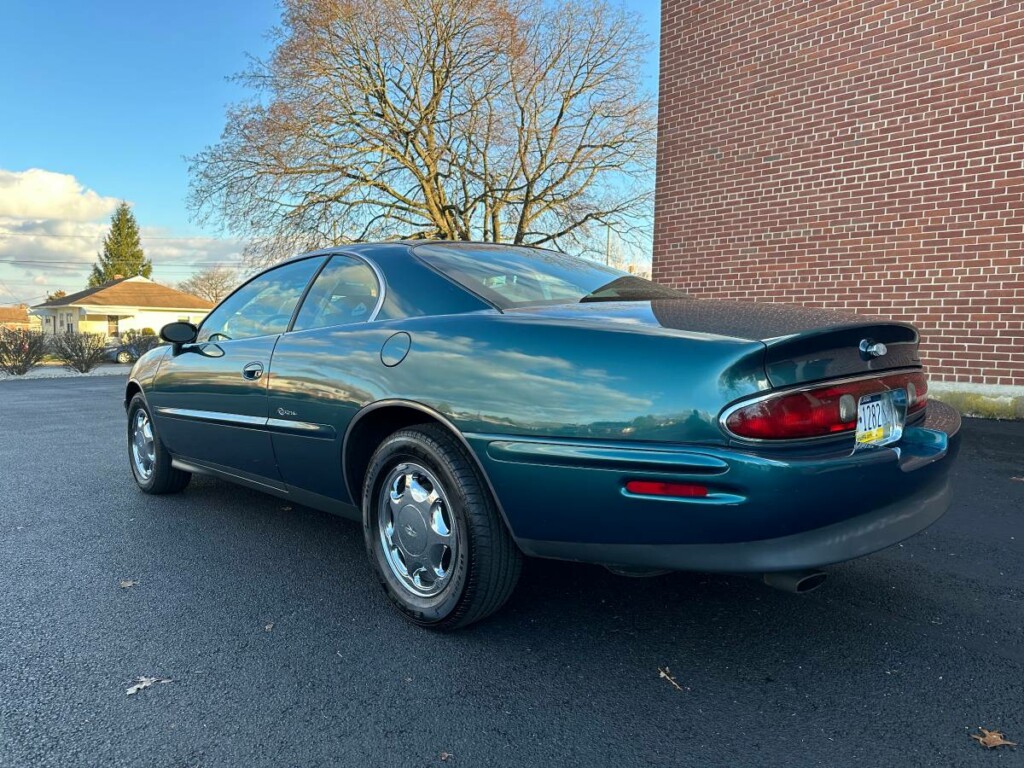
top-left (30, 277), bottom-right (213, 337)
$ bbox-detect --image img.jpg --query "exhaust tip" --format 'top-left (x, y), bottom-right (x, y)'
top-left (762, 569), bottom-right (828, 594)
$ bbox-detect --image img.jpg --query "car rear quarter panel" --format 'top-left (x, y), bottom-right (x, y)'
top-left (264, 311), bottom-right (769, 507)
top-left (268, 311), bottom-right (770, 446)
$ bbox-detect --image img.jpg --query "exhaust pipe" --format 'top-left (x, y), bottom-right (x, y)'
top-left (762, 569), bottom-right (827, 594)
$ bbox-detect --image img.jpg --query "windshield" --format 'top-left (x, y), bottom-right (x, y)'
top-left (412, 243), bottom-right (686, 309)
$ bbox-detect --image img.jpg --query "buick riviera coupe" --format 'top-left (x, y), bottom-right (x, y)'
top-left (126, 242), bottom-right (960, 629)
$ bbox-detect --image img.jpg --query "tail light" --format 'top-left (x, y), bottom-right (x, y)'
top-left (723, 371), bottom-right (928, 441)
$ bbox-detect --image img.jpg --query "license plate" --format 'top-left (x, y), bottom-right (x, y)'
top-left (855, 392), bottom-right (903, 447)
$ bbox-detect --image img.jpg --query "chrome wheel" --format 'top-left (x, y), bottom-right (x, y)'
top-left (378, 462), bottom-right (458, 598)
top-left (131, 409), bottom-right (156, 481)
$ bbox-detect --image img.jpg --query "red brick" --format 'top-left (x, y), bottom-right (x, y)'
top-left (654, 0), bottom-right (1024, 386)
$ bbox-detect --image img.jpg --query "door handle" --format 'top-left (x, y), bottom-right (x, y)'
top-left (242, 361), bottom-right (264, 380)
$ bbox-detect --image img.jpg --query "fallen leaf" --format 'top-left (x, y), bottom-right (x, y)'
top-left (971, 728), bottom-right (1016, 749)
top-left (264, 622), bottom-right (274, 632)
top-left (126, 676), bottom-right (173, 696)
top-left (658, 666), bottom-right (685, 692)
top-left (281, 506), bottom-right (293, 511)
top-left (118, 580), bottom-right (139, 589)
top-left (1011, 477), bottom-right (1024, 483)
top-left (440, 752), bottom-right (453, 762)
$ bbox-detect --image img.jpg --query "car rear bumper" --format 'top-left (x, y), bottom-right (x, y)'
top-left (466, 401), bottom-right (961, 573)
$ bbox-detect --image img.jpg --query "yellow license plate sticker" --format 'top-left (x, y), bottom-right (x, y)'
top-left (856, 393), bottom-right (899, 446)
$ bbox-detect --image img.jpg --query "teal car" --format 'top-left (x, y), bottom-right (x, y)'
top-left (125, 242), bottom-right (960, 629)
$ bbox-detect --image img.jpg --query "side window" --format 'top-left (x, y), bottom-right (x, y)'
top-left (198, 257), bottom-right (324, 342)
top-left (292, 255), bottom-right (380, 332)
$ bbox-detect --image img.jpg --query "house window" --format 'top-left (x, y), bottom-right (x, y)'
top-left (107, 315), bottom-right (120, 337)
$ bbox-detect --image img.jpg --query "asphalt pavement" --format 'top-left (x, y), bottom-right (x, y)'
top-left (1, 376), bottom-right (1022, 767)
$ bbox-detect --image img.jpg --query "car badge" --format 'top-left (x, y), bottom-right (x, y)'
top-left (859, 339), bottom-right (888, 359)
top-left (403, 524), bottom-right (418, 538)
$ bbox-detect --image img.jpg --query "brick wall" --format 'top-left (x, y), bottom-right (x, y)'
top-left (654, 0), bottom-right (1024, 387)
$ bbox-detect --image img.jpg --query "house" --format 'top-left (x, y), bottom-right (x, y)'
top-left (30, 277), bottom-right (213, 337)
top-left (0, 305), bottom-right (40, 331)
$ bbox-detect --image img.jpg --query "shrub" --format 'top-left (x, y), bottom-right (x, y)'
top-left (0, 329), bottom-right (49, 375)
top-left (51, 331), bottom-right (108, 373)
top-left (121, 329), bottom-right (163, 363)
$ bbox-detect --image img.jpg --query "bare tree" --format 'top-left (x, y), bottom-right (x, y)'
top-left (177, 266), bottom-right (240, 303)
top-left (188, 0), bottom-right (655, 268)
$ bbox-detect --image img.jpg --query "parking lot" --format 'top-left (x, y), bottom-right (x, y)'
top-left (1, 376), bottom-right (1022, 767)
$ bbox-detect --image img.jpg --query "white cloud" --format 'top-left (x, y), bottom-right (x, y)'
top-left (0, 167), bottom-right (245, 305)
top-left (0, 168), bottom-right (120, 222)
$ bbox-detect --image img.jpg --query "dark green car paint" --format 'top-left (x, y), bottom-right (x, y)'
top-left (127, 242), bottom-right (960, 574)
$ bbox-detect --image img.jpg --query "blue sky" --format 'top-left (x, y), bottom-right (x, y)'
top-left (0, 0), bottom-right (660, 304)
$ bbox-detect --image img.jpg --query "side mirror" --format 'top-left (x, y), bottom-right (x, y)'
top-left (159, 322), bottom-right (198, 355)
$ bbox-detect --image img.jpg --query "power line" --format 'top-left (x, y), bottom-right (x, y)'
top-left (0, 295), bottom-right (47, 307)
top-left (0, 232), bottom-right (236, 241)
top-left (0, 262), bottom-right (242, 274)
top-left (0, 257), bottom-right (240, 265)
top-left (0, 281), bottom-right (22, 303)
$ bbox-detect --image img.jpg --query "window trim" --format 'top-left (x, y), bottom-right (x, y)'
top-left (195, 254), bottom-right (327, 343)
top-left (285, 251), bottom-right (386, 333)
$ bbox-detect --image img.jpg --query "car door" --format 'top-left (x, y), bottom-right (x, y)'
top-left (266, 254), bottom-right (383, 500)
top-left (148, 256), bottom-right (326, 483)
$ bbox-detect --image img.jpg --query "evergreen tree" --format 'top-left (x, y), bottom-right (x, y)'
top-left (88, 202), bottom-right (152, 287)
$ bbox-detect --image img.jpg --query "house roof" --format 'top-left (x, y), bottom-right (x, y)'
top-left (31, 277), bottom-right (213, 311)
top-left (0, 306), bottom-right (29, 324)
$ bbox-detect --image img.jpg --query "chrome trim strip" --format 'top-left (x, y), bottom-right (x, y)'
top-left (718, 367), bottom-right (924, 445)
top-left (155, 406), bottom-right (267, 428)
top-left (266, 417), bottom-right (336, 438)
top-left (358, 255), bottom-right (387, 322)
top-left (482, 438), bottom-right (729, 474)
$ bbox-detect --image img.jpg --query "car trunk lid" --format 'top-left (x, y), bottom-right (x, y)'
top-left (508, 298), bottom-right (921, 387)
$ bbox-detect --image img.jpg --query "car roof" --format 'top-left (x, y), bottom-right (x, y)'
top-left (278, 240), bottom-right (545, 266)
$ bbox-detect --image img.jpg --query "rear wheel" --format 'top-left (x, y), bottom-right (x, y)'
top-left (362, 424), bottom-right (521, 630)
top-left (127, 394), bottom-right (190, 494)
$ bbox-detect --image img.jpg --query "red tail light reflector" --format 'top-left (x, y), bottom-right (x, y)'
top-left (625, 481), bottom-right (709, 498)
top-left (724, 371), bottom-right (928, 441)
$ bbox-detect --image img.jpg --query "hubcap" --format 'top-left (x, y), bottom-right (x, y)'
top-left (131, 409), bottom-right (156, 481)
top-left (378, 462), bottom-right (458, 598)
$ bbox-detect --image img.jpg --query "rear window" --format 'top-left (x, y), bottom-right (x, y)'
top-left (411, 243), bottom-right (685, 309)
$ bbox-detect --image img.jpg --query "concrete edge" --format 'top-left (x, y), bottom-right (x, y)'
top-left (929, 381), bottom-right (1024, 421)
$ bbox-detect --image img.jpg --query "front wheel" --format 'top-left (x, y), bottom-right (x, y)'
top-left (363, 424), bottom-right (522, 630)
top-left (127, 394), bottom-right (190, 494)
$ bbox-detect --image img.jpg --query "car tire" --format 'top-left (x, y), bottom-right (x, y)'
top-left (362, 424), bottom-right (522, 630)
top-left (116, 351), bottom-right (132, 364)
top-left (127, 394), bottom-right (190, 495)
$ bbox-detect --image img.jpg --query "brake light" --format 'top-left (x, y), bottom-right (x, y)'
top-left (724, 371), bottom-right (928, 441)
